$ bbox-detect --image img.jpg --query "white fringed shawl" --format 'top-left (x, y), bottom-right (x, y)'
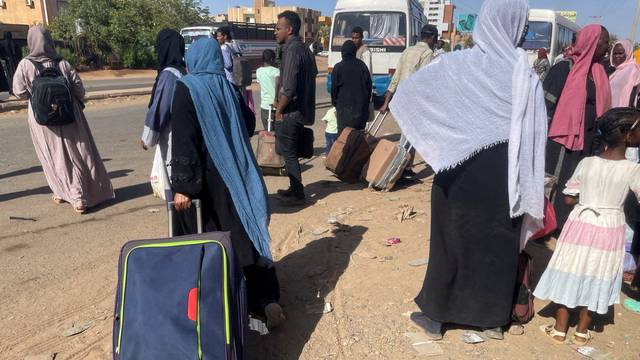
top-left (389, 0), bottom-right (547, 247)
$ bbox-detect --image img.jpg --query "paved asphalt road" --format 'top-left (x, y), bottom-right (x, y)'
top-left (0, 77), bottom-right (156, 101)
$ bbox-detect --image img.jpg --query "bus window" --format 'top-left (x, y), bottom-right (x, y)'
top-left (332, 12), bottom-right (407, 52)
top-left (182, 33), bottom-right (212, 47)
top-left (522, 21), bottom-right (552, 51)
top-left (559, 26), bottom-right (569, 52)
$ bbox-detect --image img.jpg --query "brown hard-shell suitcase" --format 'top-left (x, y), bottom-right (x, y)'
top-left (325, 112), bottom-right (387, 183)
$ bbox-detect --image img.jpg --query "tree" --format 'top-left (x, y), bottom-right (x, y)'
top-left (464, 35), bottom-right (474, 49)
top-left (318, 24), bottom-right (330, 49)
top-left (49, 0), bottom-right (209, 68)
top-left (609, 33), bottom-right (619, 50)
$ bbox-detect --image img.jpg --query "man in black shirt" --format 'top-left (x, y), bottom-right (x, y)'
top-left (275, 10), bottom-right (317, 205)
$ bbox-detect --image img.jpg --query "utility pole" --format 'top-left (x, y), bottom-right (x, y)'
top-left (631, 0), bottom-right (640, 43)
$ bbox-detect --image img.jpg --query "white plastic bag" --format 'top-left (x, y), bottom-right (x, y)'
top-left (624, 224), bottom-right (637, 273)
top-left (150, 147), bottom-right (171, 201)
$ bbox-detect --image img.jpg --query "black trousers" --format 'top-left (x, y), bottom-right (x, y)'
top-left (260, 109), bottom-right (271, 132)
top-left (275, 115), bottom-right (304, 197)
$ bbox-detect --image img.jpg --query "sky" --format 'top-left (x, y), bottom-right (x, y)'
top-left (204, 0), bottom-right (640, 38)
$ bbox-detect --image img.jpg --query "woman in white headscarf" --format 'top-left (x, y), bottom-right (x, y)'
top-left (390, 0), bottom-right (547, 339)
top-left (12, 27), bottom-right (114, 213)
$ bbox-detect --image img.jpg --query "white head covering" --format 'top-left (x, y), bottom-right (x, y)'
top-left (389, 0), bottom-right (547, 246)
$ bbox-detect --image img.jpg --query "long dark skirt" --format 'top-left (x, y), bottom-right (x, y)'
top-left (415, 143), bottom-right (522, 328)
top-left (336, 102), bottom-right (369, 135)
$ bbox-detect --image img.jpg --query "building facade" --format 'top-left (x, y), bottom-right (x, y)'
top-left (228, 2), bottom-right (321, 44)
top-left (0, 0), bottom-right (67, 26)
top-left (420, 0), bottom-right (455, 41)
top-left (211, 13), bottom-right (228, 23)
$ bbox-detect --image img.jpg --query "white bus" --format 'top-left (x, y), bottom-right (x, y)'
top-left (523, 9), bottom-right (581, 66)
top-left (180, 22), bottom-right (277, 71)
top-left (327, 0), bottom-right (427, 98)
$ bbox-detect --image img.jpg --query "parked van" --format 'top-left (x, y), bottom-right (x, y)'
top-left (524, 9), bottom-right (580, 66)
top-left (327, 0), bottom-right (427, 99)
top-left (181, 22), bottom-right (277, 71)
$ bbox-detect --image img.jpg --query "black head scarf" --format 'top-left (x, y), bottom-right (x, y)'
top-left (156, 28), bottom-right (186, 73)
top-left (149, 28), bottom-right (186, 108)
top-left (341, 40), bottom-right (357, 61)
top-left (331, 40), bottom-right (372, 130)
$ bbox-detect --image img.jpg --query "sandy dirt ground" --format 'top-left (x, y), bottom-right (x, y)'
top-left (0, 96), bottom-right (639, 360)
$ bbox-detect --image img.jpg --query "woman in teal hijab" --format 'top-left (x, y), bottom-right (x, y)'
top-left (170, 38), bottom-right (285, 328)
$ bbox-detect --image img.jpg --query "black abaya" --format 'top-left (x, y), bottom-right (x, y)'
top-left (331, 41), bottom-right (372, 134)
top-left (543, 60), bottom-right (598, 230)
top-left (170, 82), bottom-right (279, 315)
top-left (416, 143), bottom-right (522, 328)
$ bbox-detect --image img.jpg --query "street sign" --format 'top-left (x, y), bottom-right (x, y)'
top-left (558, 11), bottom-right (577, 22)
top-left (456, 14), bottom-right (477, 33)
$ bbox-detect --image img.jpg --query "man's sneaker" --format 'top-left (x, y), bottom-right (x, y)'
top-left (265, 302), bottom-right (286, 328)
top-left (278, 196), bottom-right (306, 207)
top-left (277, 188), bottom-right (295, 198)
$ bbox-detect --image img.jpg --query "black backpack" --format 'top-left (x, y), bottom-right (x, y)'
top-left (28, 59), bottom-right (76, 126)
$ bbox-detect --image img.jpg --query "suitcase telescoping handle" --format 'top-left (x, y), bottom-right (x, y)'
top-left (167, 199), bottom-right (203, 237)
top-left (268, 105), bottom-right (274, 132)
top-left (366, 111), bottom-right (388, 137)
top-left (400, 134), bottom-right (414, 152)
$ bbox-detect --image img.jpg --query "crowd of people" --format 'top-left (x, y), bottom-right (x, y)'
top-left (6, 0), bottom-right (640, 350)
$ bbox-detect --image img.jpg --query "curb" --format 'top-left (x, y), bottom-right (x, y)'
top-left (0, 88), bottom-right (153, 113)
top-left (85, 88), bottom-right (153, 101)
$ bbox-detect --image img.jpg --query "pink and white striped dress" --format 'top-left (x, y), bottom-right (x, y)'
top-left (534, 157), bottom-right (640, 314)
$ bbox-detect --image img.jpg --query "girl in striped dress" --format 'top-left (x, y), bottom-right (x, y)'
top-left (535, 107), bottom-right (640, 345)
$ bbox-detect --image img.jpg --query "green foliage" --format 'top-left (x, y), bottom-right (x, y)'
top-left (121, 45), bottom-right (157, 69)
top-left (56, 47), bottom-right (80, 67)
top-left (609, 33), bottom-right (618, 50)
top-left (49, 0), bottom-right (209, 68)
top-left (464, 36), bottom-right (475, 49)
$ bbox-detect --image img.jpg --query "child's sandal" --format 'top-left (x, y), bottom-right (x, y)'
top-left (540, 324), bottom-right (566, 344)
top-left (572, 330), bottom-right (593, 346)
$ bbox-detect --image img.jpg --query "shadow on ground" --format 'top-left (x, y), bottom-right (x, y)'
top-left (245, 225), bottom-right (368, 360)
top-left (86, 182), bottom-right (153, 213)
top-left (270, 179), bottom-right (368, 215)
top-left (0, 168), bottom-right (133, 203)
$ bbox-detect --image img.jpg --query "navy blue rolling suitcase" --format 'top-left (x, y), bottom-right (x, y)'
top-left (113, 201), bottom-right (247, 360)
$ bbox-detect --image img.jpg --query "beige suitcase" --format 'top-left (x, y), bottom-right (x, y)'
top-left (364, 137), bottom-right (413, 192)
top-left (256, 106), bottom-right (286, 176)
top-left (362, 139), bottom-right (398, 184)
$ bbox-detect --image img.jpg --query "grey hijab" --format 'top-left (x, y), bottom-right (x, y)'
top-left (25, 26), bottom-right (59, 62)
